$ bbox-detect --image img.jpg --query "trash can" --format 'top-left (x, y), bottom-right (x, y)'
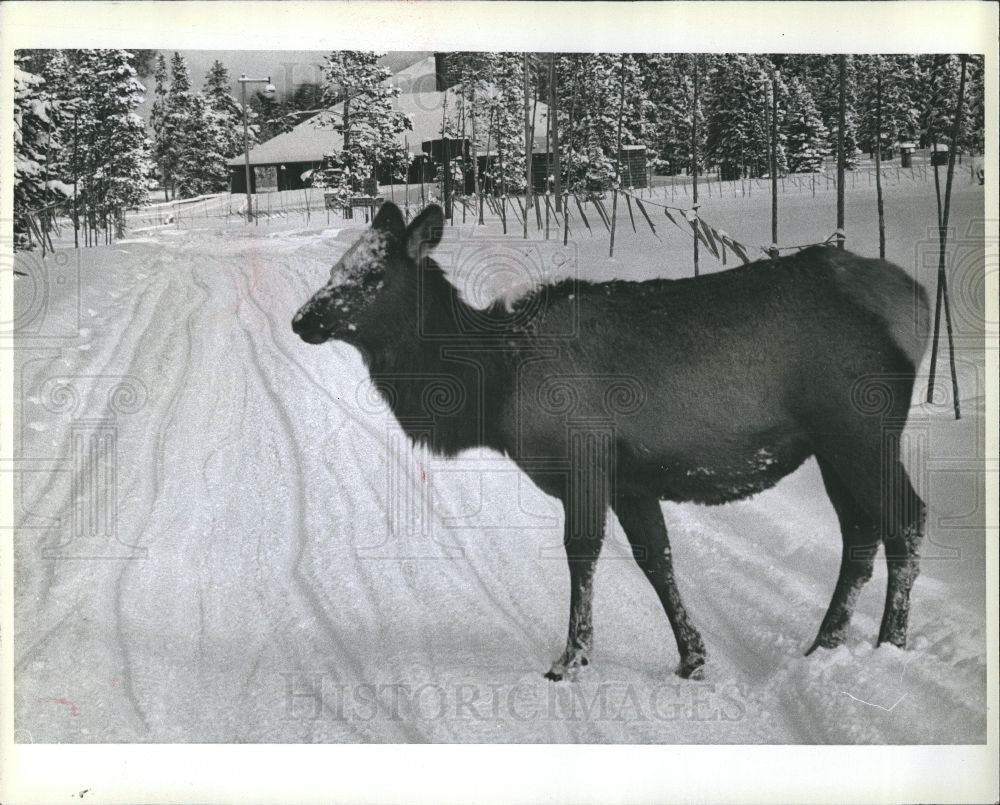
top-left (931, 145), bottom-right (949, 167)
top-left (901, 151), bottom-right (912, 168)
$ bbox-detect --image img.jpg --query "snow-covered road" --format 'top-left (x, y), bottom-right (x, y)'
top-left (13, 187), bottom-right (989, 743)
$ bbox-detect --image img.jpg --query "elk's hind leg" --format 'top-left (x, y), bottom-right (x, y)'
top-left (806, 457), bottom-right (879, 655)
top-left (877, 466), bottom-right (925, 648)
top-left (613, 496), bottom-right (706, 679)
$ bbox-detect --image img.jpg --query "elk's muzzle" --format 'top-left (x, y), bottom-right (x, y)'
top-left (291, 300), bottom-right (335, 344)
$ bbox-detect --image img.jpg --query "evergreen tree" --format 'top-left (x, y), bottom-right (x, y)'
top-left (163, 51), bottom-right (196, 196)
top-left (285, 81), bottom-right (324, 126)
top-left (704, 54), bottom-right (772, 178)
top-left (556, 53), bottom-right (646, 193)
top-left (480, 52), bottom-right (528, 193)
top-left (640, 54), bottom-right (705, 176)
top-left (202, 59), bottom-right (255, 176)
top-left (856, 55), bottom-right (921, 155)
top-left (149, 53), bottom-right (172, 198)
top-left (449, 52), bottom-right (492, 194)
top-left (70, 49), bottom-right (152, 233)
top-left (963, 55), bottom-right (985, 155)
top-left (160, 52), bottom-right (235, 198)
top-left (131, 49), bottom-right (159, 78)
top-left (174, 93), bottom-right (228, 196)
top-left (916, 54), bottom-right (980, 154)
top-left (33, 49), bottom-right (80, 190)
top-left (783, 54), bottom-right (859, 168)
top-left (782, 75), bottom-right (829, 172)
top-left (13, 58), bottom-right (64, 249)
top-left (317, 51), bottom-right (411, 201)
top-left (249, 87), bottom-right (287, 143)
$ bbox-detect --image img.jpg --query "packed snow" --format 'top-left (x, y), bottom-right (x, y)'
top-left (13, 176), bottom-right (988, 743)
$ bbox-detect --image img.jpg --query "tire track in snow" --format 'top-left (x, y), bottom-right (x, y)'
top-left (246, 257), bottom-right (563, 676)
top-left (113, 256), bottom-right (215, 734)
top-left (232, 261), bottom-right (420, 741)
top-left (17, 264), bottom-right (173, 614)
top-left (16, 254), bottom-right (209, 735)
top-left (240, 259), bottom-right (542, 675)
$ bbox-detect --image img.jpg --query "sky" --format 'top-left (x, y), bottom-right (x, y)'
top-left (134, 50), bottom-right (430, 127)
top-left (141, 50), bottom-right (429, 100)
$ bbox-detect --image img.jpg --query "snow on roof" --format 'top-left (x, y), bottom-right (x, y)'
top-left (228, 55), bottom-right (550, 168)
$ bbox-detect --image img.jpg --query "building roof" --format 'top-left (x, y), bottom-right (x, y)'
top-left (228, 55), bottom-right (550, 168)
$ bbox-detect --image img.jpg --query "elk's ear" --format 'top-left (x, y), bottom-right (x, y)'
top-left (405, 204), bottom-right (444, 262)
top-left (372, 202), bottom-right (405, 240)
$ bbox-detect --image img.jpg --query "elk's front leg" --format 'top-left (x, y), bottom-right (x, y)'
top-left (545, 428), bottom-right (610, 682)
top-left (545, 495), bottom-right (606, 681)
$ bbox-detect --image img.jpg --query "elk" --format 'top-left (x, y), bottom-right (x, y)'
top-left (293, 202), bottom-right (929, 681)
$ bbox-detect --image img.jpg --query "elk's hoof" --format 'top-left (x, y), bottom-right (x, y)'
top-left (545, 655), bottom-right (589, 682)
top-left (675, 654), bottom-right (706, 680)
top-left (805, 633), bottom-right (843, 656)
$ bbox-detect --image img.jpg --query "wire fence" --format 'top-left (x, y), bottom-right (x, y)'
top-left (15, 159), bottom-right (983, 266)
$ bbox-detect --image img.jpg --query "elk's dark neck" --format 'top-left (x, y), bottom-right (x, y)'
top-left (362, 262), bottom-right (509, 457)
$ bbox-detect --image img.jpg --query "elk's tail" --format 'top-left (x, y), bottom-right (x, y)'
top-left (828, 250), bottom-right (932, 371)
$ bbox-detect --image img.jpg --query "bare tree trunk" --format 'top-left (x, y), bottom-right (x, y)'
top-left (523, 53), bottom-right (533, 239)
top-left (609, 54), bottom-right (627, 258)
top-left (927, 55), bottom-right (967, 419)
top-left (549, 55), bottom-right (562, 212)
top-left (874, 59), bottom-right (885, 259)
top-left (836, 55), bottom-right (847, 249)
top-left (770, 64), bottom-right (779, 258)
top-left (471, 85), bottom-right (482, 224)
top-left (691, 54), bottom-right (700, 275)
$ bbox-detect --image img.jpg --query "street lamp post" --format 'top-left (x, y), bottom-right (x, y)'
top-left (238, 74), bottom-right (276, 223)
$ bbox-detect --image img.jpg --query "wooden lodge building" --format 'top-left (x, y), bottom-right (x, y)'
top-left (228, 54), bottom-right (557, 195)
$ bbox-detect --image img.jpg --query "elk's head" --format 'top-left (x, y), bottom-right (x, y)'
top-left (292, 202), bottom-right (443, 345)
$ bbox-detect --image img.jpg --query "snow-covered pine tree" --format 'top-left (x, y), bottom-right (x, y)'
top-left (163, 52), bottom-right (204, 198)
top-left (962, 55), bottom-right (985, 156)
top-left (916, 54), bottom-right (979, 155)
top-left (318, 51), bottom-right (411, 203)
top-left (704, 54), bottom-right (773, 178)
top-left (202, 59), bottom-right (255, 189)
top-left (480, 52), bottom-right (527, 194)
top-left (13, 57), bottom-right (62, 250)
top-left (783, 55), bottom-right (860, 169)
top-left (450, 52), bottom-right (491, 197)
top-left (174, 93), bottom-right (229, 197)
top-left (782, 75), bottom-right (829, 173)
top-left (556, 53), bottom-right (646, 194)
top-left (856, 55), bottom-right (920, 156)
top-left (640, 54), bottom-right (705, 177)
top-left (286, 81), bottom-right (324, 127)
top-left (249, 88), bottom-right (286, 143)
top-left (149, 53), bottom-right (173, 199)
top-left (30, 49), bottom-right (78, 190)
top-left (70, 49), bottom-right (152, 235)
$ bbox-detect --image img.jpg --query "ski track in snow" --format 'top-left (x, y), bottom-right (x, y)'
top-left (13, 188), bottom-right (988, 743)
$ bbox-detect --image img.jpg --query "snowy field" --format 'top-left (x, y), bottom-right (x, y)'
top-left (12, 176), bottom-right (989, 743)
